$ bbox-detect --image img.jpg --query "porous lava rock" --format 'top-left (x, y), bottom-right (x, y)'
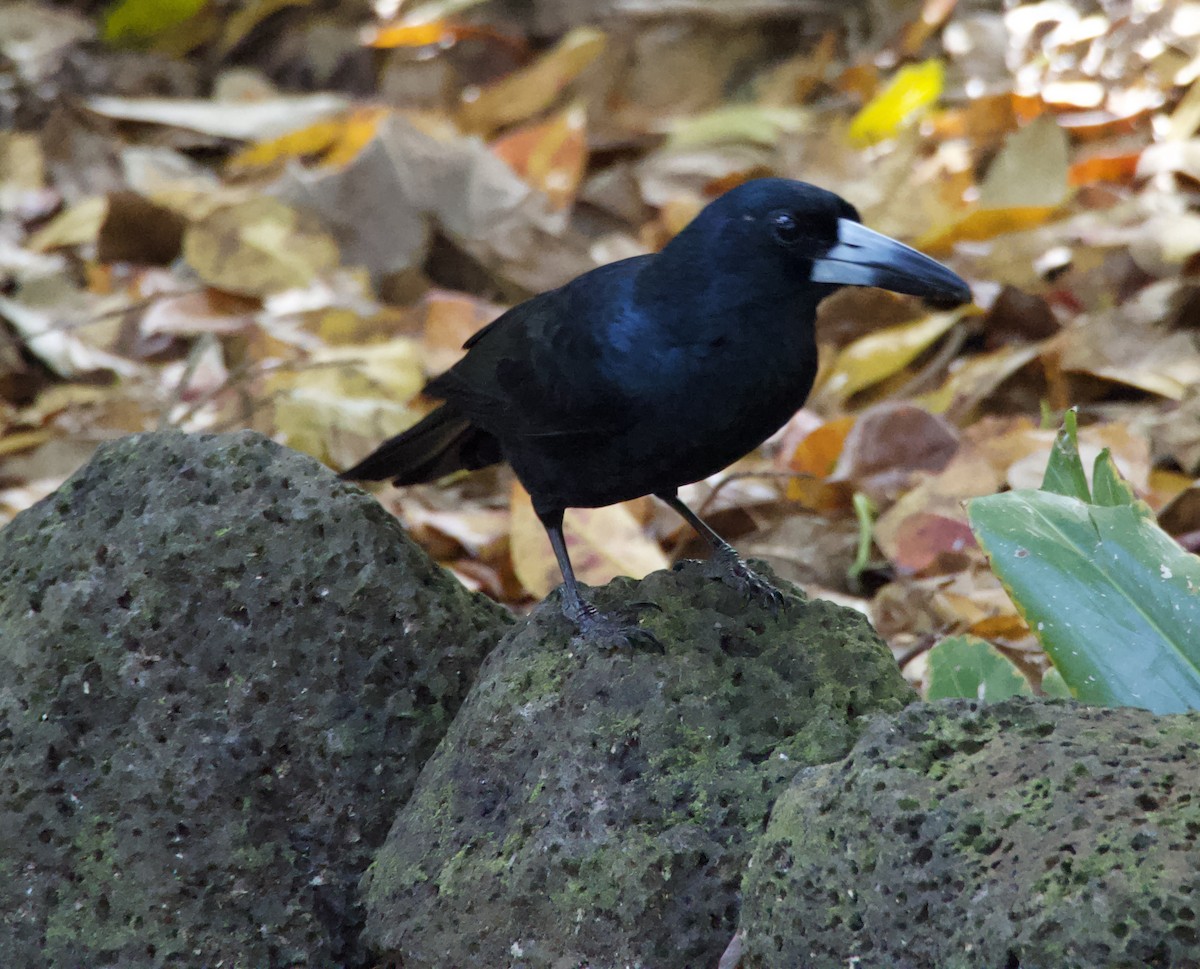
top-left (740, 697), bottom-right (1200, 969)
top-left (362, 562), bottom-right (915, 968)
top-left (0, 430), bottom-right (511, 968)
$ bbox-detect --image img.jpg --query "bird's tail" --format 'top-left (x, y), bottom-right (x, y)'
top-left (339, 405), bottom-right (501, 485)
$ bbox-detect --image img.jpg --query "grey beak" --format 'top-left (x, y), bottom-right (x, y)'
top-left (811, 219), bottom-right (972, 306)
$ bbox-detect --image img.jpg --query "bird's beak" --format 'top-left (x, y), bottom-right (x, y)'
top-left (811, 219), bottom-right (972, 306)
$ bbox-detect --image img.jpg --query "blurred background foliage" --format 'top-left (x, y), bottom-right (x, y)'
top-left (2, 0), bottom-right (1199, 702)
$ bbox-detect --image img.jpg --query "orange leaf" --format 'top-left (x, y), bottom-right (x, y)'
top-left (1010, 92), bottom-right (1046, 124)
top-left (1067, 151), bottom-right (1142, 186)
top-left (228, 119), bottom-right (341, 170)
top-left (789, 415), bottom-right (856, 477)
top-left (421, 291), bottom-right (504, 371)
top-left (786, 416), bottom-right (856, 512)
top-left (491, 103), bottom-right (588, 209)
top-left (836, 63), bottom-right (879, 103)
top-left (914, 206), bottom-right (1061, 255)
top-left (365, 20), bottom-right (453, 48)
top-left (924, 93), bottom-right (1017, 143)
top-left (1057, 107), bottom-right (1153, 141)
top-left (968, 614), bottom-right (1031, 640)
top-left (364, 20), bottom-right (527, 56)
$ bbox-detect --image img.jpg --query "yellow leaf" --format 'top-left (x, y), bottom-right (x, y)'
top-left (821, 310), bottom-right (963, 402)
top-left (458, 27), bottom-right (606, 135)
top-left (914, 342), bottom-right (1043, 419)
top-left (848, 59), bottom-right (943, 146)
top-left (1167, 76), bottom-right (1200, 141)
top-left (914, 206), bottom-right (1062, 255)
top-left (228, 108), bottom-right (387, 171)
top-left (0, 132), bottom-right (45, 191)
top-left (509, 483), bottom-right (669, 598)
top-left (182, 197), bottom-right (340, 297)
top-left (230, 119), bottom-right (342, 170)
top-left (266, 340), bottom-right (425, 461)
top-left (27, 197), bottom-right (109, 252)
top-left (0, 428), bottom-right (54, 459)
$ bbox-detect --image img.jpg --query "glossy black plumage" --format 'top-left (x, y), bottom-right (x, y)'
top-left (342, 178), bottom-right (971, 644)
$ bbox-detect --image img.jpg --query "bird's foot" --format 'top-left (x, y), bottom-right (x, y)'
top-left (562, 597), bottom-right (663, 652)
top-left (704, 543), bottom-right (785, 613)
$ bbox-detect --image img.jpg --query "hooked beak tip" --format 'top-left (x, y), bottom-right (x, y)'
top-left (812, 219), bottom-right (972, 306)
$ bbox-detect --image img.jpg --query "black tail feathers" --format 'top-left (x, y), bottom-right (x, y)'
top-left (340, 405), bottom-right (501, 485)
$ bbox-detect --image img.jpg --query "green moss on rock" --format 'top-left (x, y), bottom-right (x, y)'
top-left (741, 697), bottom-right (1200, 969)
top-left (0, 431), bottom-right (510, 968)
top-left (363, 561), bottom-right (914, 967)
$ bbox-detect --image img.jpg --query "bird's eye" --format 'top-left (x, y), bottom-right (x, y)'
top-left (771, 211), bottom-right (800, 245)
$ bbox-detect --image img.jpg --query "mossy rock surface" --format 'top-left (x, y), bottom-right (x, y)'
top-left (0, 430), bottom-right (510, 968)
top-left (362, 562), bottom-right (914, 968)
top-left (741, 697), bottom-right (1200, 969)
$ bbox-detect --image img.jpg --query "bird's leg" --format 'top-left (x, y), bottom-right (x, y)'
top-left (657, 492), bottom-right (785, 611)
top-left (541, 508), bottom-right (593, 623)
top-left (537, 507), bottom-right (661, 650)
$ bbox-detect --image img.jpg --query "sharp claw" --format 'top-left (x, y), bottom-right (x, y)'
top-left (559, 589), bottom-right (663, 651)
top-left (705, 547), bottom-right (787, 613)
top-left (576, 610), bottom-right (663, 652)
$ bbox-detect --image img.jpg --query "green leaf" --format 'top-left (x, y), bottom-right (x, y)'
top-left (1040, 408), bottom-right (1090, 501)
top-left (1040, 666), bottom-right (1072, 699)
top-left (968, 488), bottom-right (1200, 713)
top-left (1091, 449), bottom-right (1137, 507)
top-left (103, 0), bottom-right (206, 46)
top-left (926, 635), bottom-right (1033, 702)
top-left (848, 491), bottom-right (876, 580)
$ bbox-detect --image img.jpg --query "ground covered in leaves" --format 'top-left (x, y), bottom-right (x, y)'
top-left (1, 0), bottom-right (1199, 697)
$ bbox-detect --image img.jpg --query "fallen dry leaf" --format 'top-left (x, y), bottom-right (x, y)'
top-left (183, 197), bottom-right (341, 297)
top-left (458, 27), bottom-right (606, 136)
top-left (817, 309), bottom-right (964, 403)
top-left (509, 481), bottom-right (669, 599)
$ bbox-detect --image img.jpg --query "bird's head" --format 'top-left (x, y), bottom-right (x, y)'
top-left (659, 178), bottom-right (972, 309)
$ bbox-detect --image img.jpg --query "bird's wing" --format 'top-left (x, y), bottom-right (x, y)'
top-left (425, 262), bottom-right (645, 441)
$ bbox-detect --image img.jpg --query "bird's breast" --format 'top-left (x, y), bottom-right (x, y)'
top-left (605, 327), bottom-right (818, 476)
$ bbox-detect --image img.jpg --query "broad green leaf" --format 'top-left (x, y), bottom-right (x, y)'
top-left (969, 487), bottom-right (1200, 713)
top-left (1040, 408), bottom-right (1090, 500)
top-left (926, 635), bottom-right (1032, 702)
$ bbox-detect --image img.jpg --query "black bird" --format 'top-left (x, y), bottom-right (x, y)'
top-left (342, 178), bottom-right (970, 644)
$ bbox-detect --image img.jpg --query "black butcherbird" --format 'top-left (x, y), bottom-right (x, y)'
top-left (342, 178), bottom-right (971, 643)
